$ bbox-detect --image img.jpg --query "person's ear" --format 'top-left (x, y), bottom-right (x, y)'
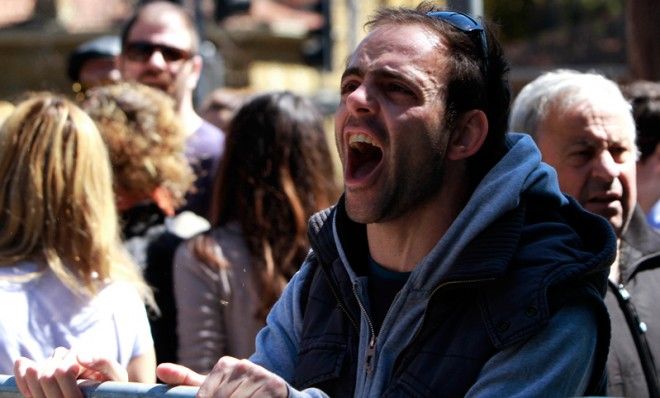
top-left (447, 109), bottom-right (488, 161)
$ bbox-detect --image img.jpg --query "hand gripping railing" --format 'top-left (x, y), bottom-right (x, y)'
top-left (0, 375), bottom-right (199, 397)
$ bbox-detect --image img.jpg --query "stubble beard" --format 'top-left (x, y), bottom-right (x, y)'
top-left (345, 149), bottom-right (446, 225)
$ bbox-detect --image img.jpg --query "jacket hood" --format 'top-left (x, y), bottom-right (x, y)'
top-left (308, 133), bottom-right (614, 292)
top-left (404, 133), bottom-right (576, 289)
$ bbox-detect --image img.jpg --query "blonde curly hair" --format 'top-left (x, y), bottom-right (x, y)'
top-left (82, 82), bottom-right (194, 209)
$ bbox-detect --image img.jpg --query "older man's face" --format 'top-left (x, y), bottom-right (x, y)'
top-left (536, 100), bottom-right (637, 236)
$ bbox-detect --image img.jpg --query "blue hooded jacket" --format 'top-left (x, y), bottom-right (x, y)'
top-left (250, 134), bottom-right (615, 397)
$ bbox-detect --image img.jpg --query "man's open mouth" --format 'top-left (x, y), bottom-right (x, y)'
top-left (348, 134), bottom-right (383, 179)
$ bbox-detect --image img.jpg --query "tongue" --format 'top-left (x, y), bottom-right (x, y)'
top-left (351, 142), bottom-right (382, 179)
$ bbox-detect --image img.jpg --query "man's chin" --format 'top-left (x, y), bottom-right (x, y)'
top-left (586, 203), bottom-right (618, 218)
top-left (344, 193), bottom-right (382, 224)
top-left (138, 79), bottom-right (170, 92)
top-left (151, 83), bottom-right (170, 93)
top-left (345, 204), bottom-right (379, 225)
top-left (598, 212), bottom-right (624, 237)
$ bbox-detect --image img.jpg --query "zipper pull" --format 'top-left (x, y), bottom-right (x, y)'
top-left (618, 284), bottom-right (649, 334)
top-left (365, 335), bottom-right (376, 374)
top-left (618, 284), bottom-right (631, 300)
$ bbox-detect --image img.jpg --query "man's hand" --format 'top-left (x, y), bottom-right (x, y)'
top-left (157, 357), bottom-right (288, 398)
top-left (13, 347), bottom-right (128, 398)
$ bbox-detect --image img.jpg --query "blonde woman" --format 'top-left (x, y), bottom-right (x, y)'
top-left (1, 94), bottom-right (156, 394)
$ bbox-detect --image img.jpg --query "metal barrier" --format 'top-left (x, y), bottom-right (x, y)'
top-left (0, 375), bottom-right (198, 397)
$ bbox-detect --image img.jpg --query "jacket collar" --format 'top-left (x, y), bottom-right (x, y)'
top-left (620, 205), bottom-right (660, 281)
top-left (307, 195), bottom-right (522, 286)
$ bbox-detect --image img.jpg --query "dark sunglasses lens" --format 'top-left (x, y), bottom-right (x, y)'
top-left (125, 43), bottom-right (153, 62)
top-left (125, 42), bottom-right (190, 62)
top-left (160, 46), bottom-right (189, 62)
top-left (427, 12), bottom-right (481, 32)
top-left (426, 11), bottom-right (488, 72)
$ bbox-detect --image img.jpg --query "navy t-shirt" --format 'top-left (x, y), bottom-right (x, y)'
top-left (367, 256), bottom-right (410, 334)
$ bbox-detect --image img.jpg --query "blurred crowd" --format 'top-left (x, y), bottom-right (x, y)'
top-left (0, 1), bottom-right (659, 397)
top-left (0, 0), bottom-right (338, 380)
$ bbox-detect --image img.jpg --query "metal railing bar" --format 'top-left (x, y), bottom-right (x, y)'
top-left (0, 375), bottom-right (199, 398)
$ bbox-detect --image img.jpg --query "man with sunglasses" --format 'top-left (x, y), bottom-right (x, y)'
top-left (14, 3), bottom-right (613, 397)
top-left (119, 1), bottom-right (224, 220)
top-left (114, 0), bottom-right (221, 374)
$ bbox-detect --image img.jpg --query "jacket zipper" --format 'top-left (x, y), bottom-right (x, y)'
top-left (354, 276), bottom-right (496, 377)
top-left (352, 283), bottom-right (377, 375)
top-left (320, 265), bottom-right (359, 330)
top-left (610, 280), bottom-right (660, 397)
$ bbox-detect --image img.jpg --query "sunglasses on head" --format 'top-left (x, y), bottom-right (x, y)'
top-left (124, 41), bottom-right (193, 63)
top-left (426, 11), bottom-right (489, 74)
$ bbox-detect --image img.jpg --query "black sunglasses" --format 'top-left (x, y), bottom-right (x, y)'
top-left (124, 41), bottom-right (193, 63)
top-left (426, 11), bottom-right (489, 74)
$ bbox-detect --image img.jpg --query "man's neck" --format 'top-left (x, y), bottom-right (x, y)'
top-left (366, 182), bottom-right (470, 273)
top-left (637, 188), bottom-right (659, 215)
top-left (177, 99), bottom-right (203, 137)
top-left (608, 239), bottom-right (622, 284)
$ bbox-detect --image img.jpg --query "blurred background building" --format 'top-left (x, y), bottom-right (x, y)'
top-left (0, 0), bottom-right (657, 112)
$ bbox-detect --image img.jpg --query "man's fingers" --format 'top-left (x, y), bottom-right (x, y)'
top-left (232, 361), bottom-right (287, 398)
top-left (209, 358), bottom-right (249, 397)
top-left (24, 366), bottom-right (46, 398)
top-left (197, 356), bottom-right (245, 397)
top-left (38, 369), bottom-right (64, 398)
top-left (14, 350), bottom-right (83, 398)
top-left (156, 363), bottom-right (206, 386)
top-left (14, 357), bottom-right (36, 398)
top-left (197, 357), bottom-right (287, 398)
top-left (76, 354), bottom-right (128, 382)
top-left (197, 357), bottom-right (238, 397)
top-left (53, 366), bottom-right (84, 398)
top-left (38, 352), bottom-right (76, 398)
top-left (250, 379), bottom-right (290, 398)
top-left (51, 349), bottom-right (83, 398)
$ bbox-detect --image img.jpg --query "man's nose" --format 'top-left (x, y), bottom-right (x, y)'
top-left (146, 50), bottom-right (168, 69)
top-left (592, 150), bottom-right (620, 180)
top-left (345, 84), bottom-right (378, 115)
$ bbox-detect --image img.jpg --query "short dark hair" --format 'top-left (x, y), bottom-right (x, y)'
top-left (67, 35), bottom-right (120, 82)
top-left (120, 1), bottom-right (200, 54)
top-left (365, 1), bottom-right (511, 184)
top-left (621, 80), bottom-right (660, 162)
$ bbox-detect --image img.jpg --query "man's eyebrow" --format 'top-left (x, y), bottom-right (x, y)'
top-left (570, 139), bottom-right (594, 147)
top-left (372, 69), bottom-right (409, 81)
top-left (568, 140), bottom-right (604, 151)
top-left (341, 67), bottom-right (362, 80)
top-left (340, 67), bottom-right (410, 82)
